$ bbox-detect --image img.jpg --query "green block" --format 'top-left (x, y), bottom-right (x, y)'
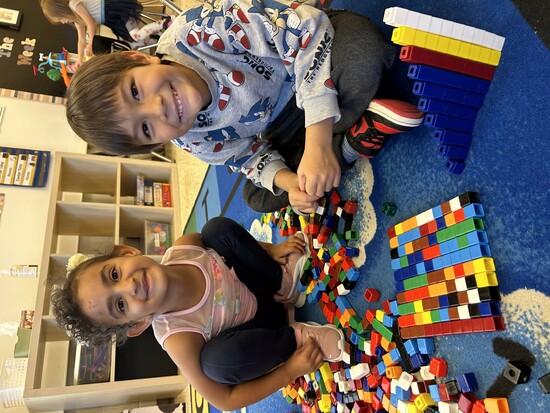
top-left (400, 256), bottom-right (409, 268)
top-left (431, 310), bottom-right (440, 323)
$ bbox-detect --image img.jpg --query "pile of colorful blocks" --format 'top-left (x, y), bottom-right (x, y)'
top-left (383, 7), bottom-right (505, 174)
top-left (262, 191), bottom-right (508, 412)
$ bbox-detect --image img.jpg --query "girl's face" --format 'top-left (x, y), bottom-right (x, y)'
top-left (75, 254), bottom-right (174, 327)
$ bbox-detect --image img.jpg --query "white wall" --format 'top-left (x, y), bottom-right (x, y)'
top-left (0, 96), bottom-right (87, 411)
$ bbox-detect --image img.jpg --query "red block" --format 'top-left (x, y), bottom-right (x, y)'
top-left (429, 357), bottom-right (448, 377)
top-left (364, 288), bottom-right (381, 302)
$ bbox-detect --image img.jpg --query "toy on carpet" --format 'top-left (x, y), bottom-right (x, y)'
top-left (383, 7), bottom-right (506, 174)
top-left (262, 190), bottom-right (508, 412)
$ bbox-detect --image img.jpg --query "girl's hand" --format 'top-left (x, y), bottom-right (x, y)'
top-left (269, 234), bottom-right (307, 264)
top-left (285, 338), bottom-right (324, 377)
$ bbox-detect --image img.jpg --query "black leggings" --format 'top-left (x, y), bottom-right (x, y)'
top-left (199, 217), bottom-right (296, 384)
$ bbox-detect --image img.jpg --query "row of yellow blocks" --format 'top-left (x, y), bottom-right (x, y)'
top-left (392, 26), bottom-right (501, 66)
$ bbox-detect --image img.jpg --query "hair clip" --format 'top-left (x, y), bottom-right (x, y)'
top-left (66, 253), bottom-right (94, 274)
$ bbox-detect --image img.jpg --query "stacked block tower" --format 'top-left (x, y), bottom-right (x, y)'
top-left (383, 7), bottom-right (506, 174)
top-left (387, 192), bottom-right (505, 339)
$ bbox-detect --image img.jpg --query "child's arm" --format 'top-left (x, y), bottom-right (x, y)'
top-left (165, 331), bottom-right (323, 411)
top-left (299, 117), bottom-right (341, 197)
top-left (72, 2), bottom-right (96, 58)
top-left (73, 22), bottom-right (87, 70)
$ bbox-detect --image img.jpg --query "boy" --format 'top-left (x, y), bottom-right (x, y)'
top-left (66, 0), bottom-right (423, 214)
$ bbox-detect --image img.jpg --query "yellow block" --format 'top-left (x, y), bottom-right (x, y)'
top-left (414, 393), bottom-right (436, 411)
top-left (405, 242), bottom-right (415, 255)
top-left (392, 26), bottom-right (501, 66)
top-left (473, 257), bottom-right (495, 273)
top-left (422, 311), bottom-right (432, 325)
top-left (395, 222), bottom-right (404, 235)
top-left (414, 300), bottom-right (424, 313)
top-left (444, 266), bottom-right (456, 280)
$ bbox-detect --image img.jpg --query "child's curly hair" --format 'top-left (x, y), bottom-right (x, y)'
top-left (51, 251), bottom-right (134, 346)
top-left (65, 52), bottom-right (163, 156)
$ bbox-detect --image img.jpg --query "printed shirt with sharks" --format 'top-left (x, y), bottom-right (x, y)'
top-left (157, 0), bottom-right (340, 194)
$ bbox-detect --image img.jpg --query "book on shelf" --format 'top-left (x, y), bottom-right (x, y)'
top-left (144, 220), bottom-right (172, 255)
top-left (144, 179), bottom-right (154, 206)
top-left (136, 174), bottom-right (145, 205)
top-left (153, 182), bottom-right (163, 207)
top-left (162, 183), bottom-right (172, 207)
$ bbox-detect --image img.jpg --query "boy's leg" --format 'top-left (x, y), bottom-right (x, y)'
top-left (328, 10), bottom-right (396, 133)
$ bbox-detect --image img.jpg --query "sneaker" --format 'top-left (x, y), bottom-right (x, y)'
top-left (274, 232), bottom-right (309, 307)
top-left (291, 322), bottom-right (345, 362)
top-left (345, 99), bottom-right (424, 158)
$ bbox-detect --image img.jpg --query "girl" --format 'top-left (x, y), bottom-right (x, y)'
top-left (51, 217), bottom-right (345, 411)
top-left (40, 0), bottom-right (169, 70)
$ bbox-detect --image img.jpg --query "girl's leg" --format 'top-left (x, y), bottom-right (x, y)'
top-left (201, 217), bottom-right (282, 295)
top-left (200, 325), bottom-right (296, 384)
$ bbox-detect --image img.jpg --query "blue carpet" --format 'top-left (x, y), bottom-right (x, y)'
top-left (186, 1), bottom-right (550, 411)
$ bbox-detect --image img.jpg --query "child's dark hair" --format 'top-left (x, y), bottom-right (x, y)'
top-left (65, 52), bottom-right (163, 155)
top-left (51, 251), bottom-right (134, 346)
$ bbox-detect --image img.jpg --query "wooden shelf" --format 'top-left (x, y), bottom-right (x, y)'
top-left (24, 153), bottom-right (186, 412)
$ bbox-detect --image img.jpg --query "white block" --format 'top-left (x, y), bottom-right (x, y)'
top-left (397, 371), bottom-right (415, 390)
top-left (458, 304), bottom-right (471, 319)
top-left (467, 288), bottom-right (481, 304)
top-left (455, 277), bottom-right (468, 292)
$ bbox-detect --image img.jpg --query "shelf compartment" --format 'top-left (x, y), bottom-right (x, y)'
top-left (55, 202), bottom-right (116, 236)
top-left (59, 157), bottom-right (118, 197)
top-left (120, 163), bottom-right (174, 200)
top-left (119, 205), bottom-right (174, 240)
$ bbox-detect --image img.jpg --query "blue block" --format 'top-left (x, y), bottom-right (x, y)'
top-left (395, 386), bottom-right (411, 401)
top-left (376, 387), bottom-right (384, 401)
top-left (434, 128), bottom-right (474, 146)
top-left (432, 205), bottom-right (443, 218)
top-left (435, 216), bottom-right (447, 230)
top-left (438, 143), bottom-right (470, 160)
top-left (389, 300), bottom-right (399, 315)
top-left (389, 348), bottom-right (402, 363)
top-left (417, 337), bottom-right (435, 354)
top-left (377, 360), bottom-right (386, 376)
top-left (413, 81), bottom-right (485, 108)
top-left (346, 267), bottom-right (361, 281)
top-left (423, 260), bottom-right (433, 272)
top-left (428, 233), bottom-right (439, 245)
top-left (457, 372), bottom-right (478, 393)
top-left (446, 238), bottom-right (459, 253)
top-left (416, 261), bottom-right (426, 274)
top-left (390, 393), bottom-right (398, 407)
top-left (429, 383), bottom-right (441, 402)
top-left (426, 113), bottom-right (476, 133)
top-left (445, 159), bottom-right (466, 174)
top-left (408, 64), bottom-right (491, 94)
top-left (439, 298), bottom-right (450, 311)
top-left (404, 339), bottom-right (419, 355)
top-left (463, 203), bottom-right (485, 218)
top-left (422, 98), bottom-right (479, 121)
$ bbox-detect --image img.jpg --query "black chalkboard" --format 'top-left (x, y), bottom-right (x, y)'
top-left (0, 0), bottom-right (79, 97)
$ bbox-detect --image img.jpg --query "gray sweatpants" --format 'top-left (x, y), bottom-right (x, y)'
top-left (242, 10), bottom-right (395, 213)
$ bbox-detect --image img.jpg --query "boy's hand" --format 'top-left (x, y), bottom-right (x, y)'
top-left (269, 233), bottom-right (307, 264)
top-left (298, 145), bottom-right (340, 196)
top-left (299, 119), bottom-right (341, 197)
top-left (285, 338), bottom-right (324, 378)
top-left (274, 169), bottom-right (321, 214)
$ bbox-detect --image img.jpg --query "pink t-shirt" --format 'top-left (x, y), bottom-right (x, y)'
top-left (152, 245), bottom-right (257, 349)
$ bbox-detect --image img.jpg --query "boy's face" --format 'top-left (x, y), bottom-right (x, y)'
top-left (75, 254), bottom-right (176, 327)
top-left (117, 52), bottom-right (211, 146)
